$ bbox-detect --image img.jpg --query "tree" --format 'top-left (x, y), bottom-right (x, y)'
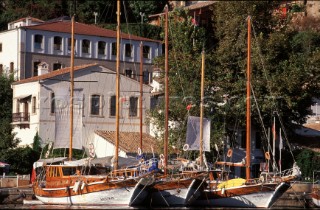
top-left (148, 7), bottom-right (207, 156)
top-left (0, 75), bottom-right (20, 157)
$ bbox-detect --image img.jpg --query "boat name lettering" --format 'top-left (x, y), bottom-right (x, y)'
top-left (100, 196), bottom-right (115, 201)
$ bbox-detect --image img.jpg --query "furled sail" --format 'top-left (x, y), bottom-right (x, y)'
top-left (185, 116), bottom-right (210, 151)
top-left (54, 87), bottom-right (83, 149)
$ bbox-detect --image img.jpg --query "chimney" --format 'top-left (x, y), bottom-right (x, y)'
top-left (26, 17), bottom-right (32, 26)
top-left (37, 62), bottom-right (49, 75)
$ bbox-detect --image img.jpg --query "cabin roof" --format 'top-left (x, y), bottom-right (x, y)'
top-left (95, 130), bottom-right (159, 154)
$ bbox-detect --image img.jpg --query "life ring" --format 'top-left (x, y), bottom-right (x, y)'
top-left (183, 144), bottom-right (189, 151)
top-left (265, 152), bottom-right (270, 160)
top-left (89, 143), bottom-right (95, 158)
top-left (138, 147), bottom-right (142, 156)
top-left (227, 149), bottom-right (233, 157)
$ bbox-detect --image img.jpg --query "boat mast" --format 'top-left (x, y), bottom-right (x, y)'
top-left (114, 0), bottom-right (120, 170)
top-left (164, 4), bottom-right (169, 176)
top-left (246, 16), bottom-right (251, 180)
top-left (199, 49), bottom-right (205, 167)
top-left (69, 15), bottom-right (75, 161)
top-left (140, 42), bottom-right (143, 150)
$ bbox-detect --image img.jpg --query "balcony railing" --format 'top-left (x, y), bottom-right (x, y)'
top-left (12, 112), bottom-right (30, 123)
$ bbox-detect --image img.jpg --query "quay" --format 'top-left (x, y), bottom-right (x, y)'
top-left (0, 181), bottom-right (318, 208)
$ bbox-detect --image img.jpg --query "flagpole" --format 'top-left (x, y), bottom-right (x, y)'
top-left (272, 115), bottom-right (276, 172)
top-left (279, 128), bottom-right (282, 174)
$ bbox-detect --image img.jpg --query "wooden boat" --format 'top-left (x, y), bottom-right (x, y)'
top-left (32, 1), bottom-right (156, 206)
top-left (146, 6), bottom-right (208, 207)
top-left (191, 16), bottom-right (301, 208)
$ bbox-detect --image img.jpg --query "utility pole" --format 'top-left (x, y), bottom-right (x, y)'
top-left (93, 12), bottom-right (98, 24)
top-left (139, 12), bottom-right (145, 36)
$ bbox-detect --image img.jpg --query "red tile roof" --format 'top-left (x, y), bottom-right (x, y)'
top-left (12, 63), bottom-right (98, 85)
top-left (11, 16), bottom-right (44, 24)
top-left (95, 130), bottom-right (159, 154)
top-left (24, 20), bottom-right (161, 43)
top-left (184, 1), bottom-right (216, 10)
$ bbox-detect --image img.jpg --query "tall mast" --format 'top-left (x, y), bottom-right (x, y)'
top-left (246, 16), bottom-right (251, 180)
top-left (199, 49), bottom-right (205, 167)
top-left (164, 4), bottom-right (169, 176)
top-left (69, 15), bottom-right (75, 161)
top-left (139, 42), bottom-right (143, 150)
top-left (114, 0), bottom-right (120, 171)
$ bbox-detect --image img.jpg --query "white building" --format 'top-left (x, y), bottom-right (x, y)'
top-left (0, 16), bottom-right (162, 81)
top-left (11, 63), bottom-right (157, 157)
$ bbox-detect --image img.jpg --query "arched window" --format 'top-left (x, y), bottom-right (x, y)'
top-left (98, 41), bottom-right (106, 55)
top-left (82, 39), bottom-right (90, 54)
top-left (34, 34), bottom-right (43, 49)
top-left (54, 36), bottom-right (62, 51)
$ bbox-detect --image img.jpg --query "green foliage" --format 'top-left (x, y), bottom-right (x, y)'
top-left (2, 146), bottom-right (39, 175)
top-left (296, 149), bottom-right (320, 180)
top-left (32, 132), bottom-right (41, 153)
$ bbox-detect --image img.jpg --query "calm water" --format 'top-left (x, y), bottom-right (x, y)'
top-left (0, 205), bottom-right (310, 209)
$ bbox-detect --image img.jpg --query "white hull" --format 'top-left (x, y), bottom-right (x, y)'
top-left (193, 182), bottom-right (289, 208)
top-left (312, 197), bottom-right (320, 207)
top-left (35, 186), bottom-right (139, 206)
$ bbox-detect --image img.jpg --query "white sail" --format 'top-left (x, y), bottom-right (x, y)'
top-left (54, 88), bottom-right (83, 149)
top-left (185, 116), bottom-right (210, 151)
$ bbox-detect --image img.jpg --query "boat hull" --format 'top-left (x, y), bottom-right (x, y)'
top-left (149, 177), bottom-right (205, 206)
top-left (192, 182), bottom-right (290, 208)
top-left (33, 176), bottom-right (152, 206)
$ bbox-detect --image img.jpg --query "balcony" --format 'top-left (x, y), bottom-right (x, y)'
top-left (12, 113), bottom-right (30, 128)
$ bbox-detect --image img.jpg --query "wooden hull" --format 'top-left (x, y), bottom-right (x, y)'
top-left (311, 188), bottom-right (320, 207)
top-left (149, 173), bottom-right (206, 207)
top-left (192, 182), bottom-right (290, 208)
top-left (33, 176), bottom-right (153, 206)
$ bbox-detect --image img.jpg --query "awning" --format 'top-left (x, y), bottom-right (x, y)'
top-left (0, 161), bottom-right (10, 168)
top-left (14, 94), bottom-right (31, 100)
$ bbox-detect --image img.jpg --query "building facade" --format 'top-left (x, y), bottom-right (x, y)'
top-left (11, 63), bottom-right (152, 152)
top-left (0, 16), bottom-right (162, 81)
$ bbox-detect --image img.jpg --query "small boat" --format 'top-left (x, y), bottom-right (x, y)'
top-left (191, 16), bottom-right (301, 208)
top-left (32, 2), bottom-right (156, 206)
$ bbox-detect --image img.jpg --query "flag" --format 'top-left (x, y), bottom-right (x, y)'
top-left (272, 121), bottom-right (277, 141)
top-left (279, 128), bottom-right (283, 150)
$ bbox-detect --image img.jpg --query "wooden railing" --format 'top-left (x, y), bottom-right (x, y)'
top-left (12, 112), bottom-right (30, 122)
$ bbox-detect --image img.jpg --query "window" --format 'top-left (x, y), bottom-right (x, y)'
top-left (0, 43), bottom-right (2, 52)
top-left (90, 95), bottom-right (101, 115)
top-left (143, 45), bottom-right (150, 59)
top-left (68, 38), bottom-right (76, 52)
top-left (110, 95), bottom-right (116, 117)
top-left (143, 70), bottom-right (149, 84)
top-left (125, 69), bottom-right (132, 78)
top-left (82, 39), bottom-right (90, 54)
top-left (50, 92), bottom-right (55, 114)
top-left (241, 130), bottom-right (246, 148)
top-left (33, 61), bottom-right (40, 76)
top-left (32, 96), bottom-right (36, 113)
top-left (111, 42), bottom-right (116, 56)
top-left (125, 44), bottom-right (133, 57)
top-left (34, 34), bottom-right (43, 49)
top-left (98, 41), bottom-right (106, 55)
top-left (53, 63), bottom-right (62, 71)
top-left (54, 36), bottom-right (62, 51)
top-left (10, 62), bottom-right (14, 74)
top-left (129, 96), bottom-right (138, 117)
